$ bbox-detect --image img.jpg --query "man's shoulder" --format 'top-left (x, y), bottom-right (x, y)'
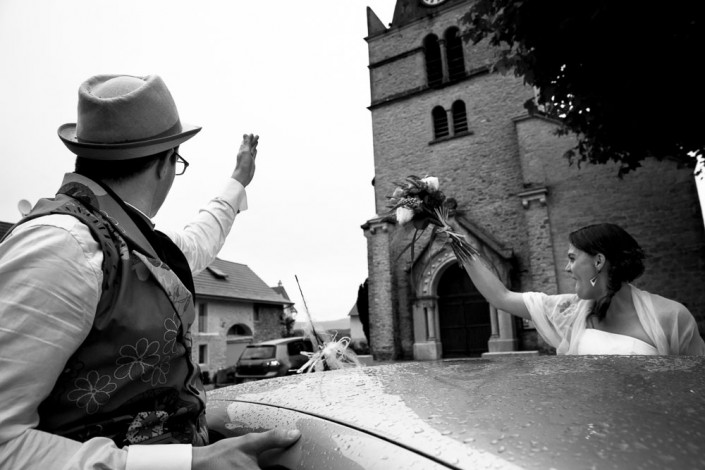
top-left (11, 213), bottom-right (90, 234)
top-left (6, 213), bottom-right (96, 251)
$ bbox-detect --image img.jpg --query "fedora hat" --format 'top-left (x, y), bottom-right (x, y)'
top-left (58, 74), bottom-right (201, 160)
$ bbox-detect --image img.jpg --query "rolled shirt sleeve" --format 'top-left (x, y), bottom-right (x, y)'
top-left (161, 178), bottom-right (247, 275)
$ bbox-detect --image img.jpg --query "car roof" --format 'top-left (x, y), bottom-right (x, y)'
top-left (208, 356), bottom-right (705, 469)
top-left (245, 336), bottom-right (308, 347)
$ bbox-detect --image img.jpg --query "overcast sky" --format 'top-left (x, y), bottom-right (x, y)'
top-left (0, 0), bottom-right (397, 323)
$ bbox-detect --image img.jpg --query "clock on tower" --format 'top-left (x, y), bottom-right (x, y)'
top-left (421, 0), bottom-right (447, 6)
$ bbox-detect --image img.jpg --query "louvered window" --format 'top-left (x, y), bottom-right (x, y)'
top-left (424, 34), bottom-right (443, 87)
top-left (452, 100), bottom-right (468, 134)
top-left (432, 106), bottom-right (449, 139)
top-left (445, 27), bottom-right (465, 81)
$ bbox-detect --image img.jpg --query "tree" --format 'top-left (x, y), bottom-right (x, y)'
top-left (461, 0), bottom-right (704, 176)
top-left (281, 307), bottom-right (297, 337)
top-left (356, 279), bottom-right (370, 343)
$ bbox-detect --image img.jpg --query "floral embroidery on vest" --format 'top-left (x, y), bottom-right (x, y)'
top-left (114, 338), bottom-right (162, 383)
top-left (66, 370), bottom-right (118, 415)
top-left (163, 314), bottom-right (180, 355)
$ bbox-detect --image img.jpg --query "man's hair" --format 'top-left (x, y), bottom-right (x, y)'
top-left (75, 149), bottom-right (172, 183)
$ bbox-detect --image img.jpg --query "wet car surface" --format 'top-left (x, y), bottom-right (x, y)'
top-left (206, 356), bottom-right (705, 469)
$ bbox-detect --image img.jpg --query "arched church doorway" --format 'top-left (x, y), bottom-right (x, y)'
top-left (437, 263), bottom-right (491, 357)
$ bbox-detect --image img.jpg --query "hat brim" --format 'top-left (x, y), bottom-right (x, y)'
top-left (58, 123), bottom-right (202, 160)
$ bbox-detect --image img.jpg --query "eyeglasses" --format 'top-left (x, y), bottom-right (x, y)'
top-left (174, 151), bottom-right (189, 176)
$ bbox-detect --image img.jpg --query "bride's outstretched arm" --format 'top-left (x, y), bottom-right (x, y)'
top-left (456, 252), bottom-right (531, 320)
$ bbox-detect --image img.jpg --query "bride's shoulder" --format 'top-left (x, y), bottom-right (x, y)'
top-left (634, 286), bottom-right (693, 323)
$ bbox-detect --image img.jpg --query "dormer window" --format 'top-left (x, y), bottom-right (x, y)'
top-left (207, 266), bottom-right (228, 279)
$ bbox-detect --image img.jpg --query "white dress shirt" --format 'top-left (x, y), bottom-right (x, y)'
top-left (0, 176), bottom-right (247, 470)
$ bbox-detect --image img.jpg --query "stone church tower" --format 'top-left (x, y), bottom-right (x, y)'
top-left (361, 0), bottom-right (705, 360)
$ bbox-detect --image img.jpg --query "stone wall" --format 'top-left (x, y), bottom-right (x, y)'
top-left (253, 304), bottom-right (286, 343)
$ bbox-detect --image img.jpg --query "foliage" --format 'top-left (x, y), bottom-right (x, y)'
top-left (281, 311), bottom-right (297, 337)
top-left (461, 0), bottom-right (704, 176)
top-left (356, 279), bottom-right (370, 343)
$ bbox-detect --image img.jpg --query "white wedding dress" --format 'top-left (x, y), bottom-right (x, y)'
top-left (522, 285), bottom-right (705, 355)
top-left (575, 328), bottom-right (658, 355)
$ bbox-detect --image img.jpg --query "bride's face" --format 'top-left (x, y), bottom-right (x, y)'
top-left (565, 244), bottom-right (599, 299)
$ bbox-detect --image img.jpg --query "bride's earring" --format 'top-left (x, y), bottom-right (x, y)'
top-left (590, 264), bottom-right (601, 287)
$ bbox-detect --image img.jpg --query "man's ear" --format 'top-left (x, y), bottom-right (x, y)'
top-left (154, 149), bottom-right (175, 180)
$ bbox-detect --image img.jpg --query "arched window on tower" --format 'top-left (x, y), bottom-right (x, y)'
top-left (432, 106), bottom-right (449, 139)
top-left (445, 27), bottom-right (465, 81)
top-left (452, 100), bottom-right (468, 134)
top-left (423, 34), bottom-right (443, 87)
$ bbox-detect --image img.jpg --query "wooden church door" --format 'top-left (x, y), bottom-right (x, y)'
top-left (437, 263), bottom-right (491, 357)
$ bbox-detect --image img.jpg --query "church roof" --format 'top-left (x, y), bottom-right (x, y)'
top-left (390, 0), bottom-right (465, 29)
top-left (194, 258), bottom-right (291, 305)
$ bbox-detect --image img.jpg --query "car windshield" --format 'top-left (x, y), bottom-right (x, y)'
top-left (240, 345), bottom-right (276, 360)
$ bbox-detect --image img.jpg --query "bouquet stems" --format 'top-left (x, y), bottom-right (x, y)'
top-left (434, 207), bottom-right (481, 266)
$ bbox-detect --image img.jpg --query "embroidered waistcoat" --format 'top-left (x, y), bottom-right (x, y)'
top-left (18, 174), bottom-right (208, 447)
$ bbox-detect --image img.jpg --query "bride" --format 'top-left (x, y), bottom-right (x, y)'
top-left (458, 223), bottom-right (705, 355)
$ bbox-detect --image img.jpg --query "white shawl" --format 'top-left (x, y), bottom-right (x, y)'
top-left (523, 285), bottom-right (705, 355)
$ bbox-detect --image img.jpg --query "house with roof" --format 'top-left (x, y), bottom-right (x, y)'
top-left (192, 258), bottom-right (293, 378)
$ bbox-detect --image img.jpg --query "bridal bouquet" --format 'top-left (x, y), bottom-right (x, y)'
top-left (388, 175), bottom-right (480, 263)
top-left (387, 175), bottom-right (445, 229)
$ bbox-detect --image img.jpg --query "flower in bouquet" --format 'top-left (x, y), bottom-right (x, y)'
top-left (388, 174), bottom-right (480, 263)
top-left (388, 175), bottom-right (446, 229)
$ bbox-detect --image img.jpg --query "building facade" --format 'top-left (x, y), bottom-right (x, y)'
top-left (191, 259), bottom-right (292, 379)
top-left (362, 0), bottom-right (705, 360)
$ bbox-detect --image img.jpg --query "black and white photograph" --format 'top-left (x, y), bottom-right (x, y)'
top-left (1, 1), bottom-right (704, 469)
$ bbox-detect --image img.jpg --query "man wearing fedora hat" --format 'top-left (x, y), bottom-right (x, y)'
top-left (0, 74), bottom-right (300, 469)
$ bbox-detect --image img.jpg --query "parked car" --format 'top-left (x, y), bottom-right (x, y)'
top-left (214, 337), bottom-right (314, 388)
top-left (206, 355), bottom-right (705, 469)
